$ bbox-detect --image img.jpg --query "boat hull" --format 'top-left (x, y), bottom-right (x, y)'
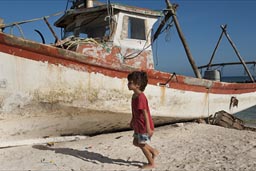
top-left (0, 32), bottom-right (256, 141)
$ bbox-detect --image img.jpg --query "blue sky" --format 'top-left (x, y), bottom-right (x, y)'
top-left (1, 0), bottom-right (256, 77)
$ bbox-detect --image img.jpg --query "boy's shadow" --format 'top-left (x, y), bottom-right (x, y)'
top-left (32, 145), bottom-right (142, 167)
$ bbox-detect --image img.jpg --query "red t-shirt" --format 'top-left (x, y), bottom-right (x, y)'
top-left (131, 93), bottom-right (154, 134)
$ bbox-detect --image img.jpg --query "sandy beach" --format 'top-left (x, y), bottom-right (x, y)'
top-left (0, 122), bottom-right (256, 171)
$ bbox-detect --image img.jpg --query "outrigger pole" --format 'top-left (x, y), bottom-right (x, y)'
top-left (153, 0), bottom-right (202, 78)
top-left (206, 25), bottom-right (255, 83)
top-left (221, 25), bottom-right (255, 82)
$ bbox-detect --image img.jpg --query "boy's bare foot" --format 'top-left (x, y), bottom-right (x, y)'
top-left (152, 149), bottom-right (159, 159)
top-left (140, 164), bottom-right (155, 169)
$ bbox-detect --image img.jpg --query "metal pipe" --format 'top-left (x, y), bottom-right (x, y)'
top-left (198, 61), bottom-right (256, 69)
top-left (43, 17), bottom-right (60, 43)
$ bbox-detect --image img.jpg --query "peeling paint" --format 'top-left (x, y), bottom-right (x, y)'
top-left (34, 87), bottom-right (85, 104)
top-left (0, 79), bottom-right (7, 88)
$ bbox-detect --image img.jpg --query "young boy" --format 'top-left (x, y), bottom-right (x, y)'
top-left (127, 71), bottom-right (159, 169)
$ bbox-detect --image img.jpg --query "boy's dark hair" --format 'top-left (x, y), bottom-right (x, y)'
top-left (127, 71), bottom-right (148, 91)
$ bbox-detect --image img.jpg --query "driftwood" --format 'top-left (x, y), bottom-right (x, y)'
top-left (0, 136), bottom-right (87, 149)
top-left (206, 110), bottom-right (256, 132)
top-left (209, 110), bottom-right (245, 130)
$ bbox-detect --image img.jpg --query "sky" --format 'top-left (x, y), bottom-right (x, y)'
top-left (1, 0), bottom-right (256, 77)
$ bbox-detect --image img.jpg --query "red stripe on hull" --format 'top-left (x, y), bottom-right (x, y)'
top-left (1, 32), bottom-right (256, 94)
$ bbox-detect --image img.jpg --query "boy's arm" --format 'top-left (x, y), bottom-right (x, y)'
top-left (142, 109), bottom-right (153, 137)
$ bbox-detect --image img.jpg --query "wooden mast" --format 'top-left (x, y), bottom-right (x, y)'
top-left (153, 0), bottom-right (201, 78)
top-left (165, 0), bottom-right (202, 78)
top-left (206, 25), bottom-right (226, 70)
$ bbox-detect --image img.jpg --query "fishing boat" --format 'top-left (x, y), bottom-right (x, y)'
top-left (0, 0), bottom-right (255, 141)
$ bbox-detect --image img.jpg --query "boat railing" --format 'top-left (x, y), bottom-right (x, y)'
top-left (198, 61), bottom-right (256, 83)
top-left (0, 12), bottom-right (63, 44)
top-left (198, 61), bottom-right (256, 70)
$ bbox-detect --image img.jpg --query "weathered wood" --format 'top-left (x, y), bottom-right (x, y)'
top-left (0, 136), bottom-right (87, 149)
top-left (43, 17), bottom-right (60, 43)
top-left (206, 25), bottom-right (226, 70)
top-left (166, 0), bottom-right (202, 79)
top-left (221, 25), bottom-right (255, 82)
top-left (210, 110), bottom-right (245, 130)
top-left (153, 0), bottom-right (202, 79)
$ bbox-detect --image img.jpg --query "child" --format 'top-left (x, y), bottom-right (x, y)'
top-left (127, 71), bottom-right (159, 169)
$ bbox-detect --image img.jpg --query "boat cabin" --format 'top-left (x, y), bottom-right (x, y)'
top-left (54, 1), bottom-right (161, 69)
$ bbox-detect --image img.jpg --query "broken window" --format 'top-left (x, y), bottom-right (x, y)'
top-left (63, 12), bottom-right (110, 40)
top-left (122, 16), bottom-right (146, 40)
top-left (63, 23), bottom-right (76, 38)
top-left (79, 21), bottom-right (109, 39)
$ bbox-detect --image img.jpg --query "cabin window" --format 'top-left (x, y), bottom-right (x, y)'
top-left (64, 23), bottom-right (76, 38)
top-left (64, 25), bottom-right (109, 39)
top-left (79, 23), bottom-right (109, 39)
top-left (122, 16), bottom-right (146, 40)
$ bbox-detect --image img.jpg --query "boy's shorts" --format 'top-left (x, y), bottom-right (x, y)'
top-left (133, 133), bottom-right (151, 144)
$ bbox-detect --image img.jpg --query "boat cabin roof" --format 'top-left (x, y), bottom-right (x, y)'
top-left (54, 3), bottom-right (161, 28)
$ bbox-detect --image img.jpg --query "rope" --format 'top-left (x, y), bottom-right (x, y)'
top-left (123, 15), bottom-right (174, 60)
top-left (158, 72), bottom-right (177, 86)
top-left (62, 37), bottom-right (99, 50)
top-left (105, 0), bottom-right (116, 38)
top-left (123, 28), bottom-right (153, 60)
top-left (154, 36), bottom-right (159, 66)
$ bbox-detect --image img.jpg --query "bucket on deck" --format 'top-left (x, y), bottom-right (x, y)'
top-left (204, 70), bottom-right (221, 81)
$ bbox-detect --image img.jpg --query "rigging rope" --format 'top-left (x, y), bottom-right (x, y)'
top-left (123, 28), bottom-right (153, 60)
top-left (124, 12), bottom-right (175, 60)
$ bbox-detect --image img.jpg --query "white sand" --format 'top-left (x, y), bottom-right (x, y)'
top-left (0, 123), bottom-right (256, 171)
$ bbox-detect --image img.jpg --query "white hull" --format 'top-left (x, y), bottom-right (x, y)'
top-left (1, 50), bottom-right (255, 141)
